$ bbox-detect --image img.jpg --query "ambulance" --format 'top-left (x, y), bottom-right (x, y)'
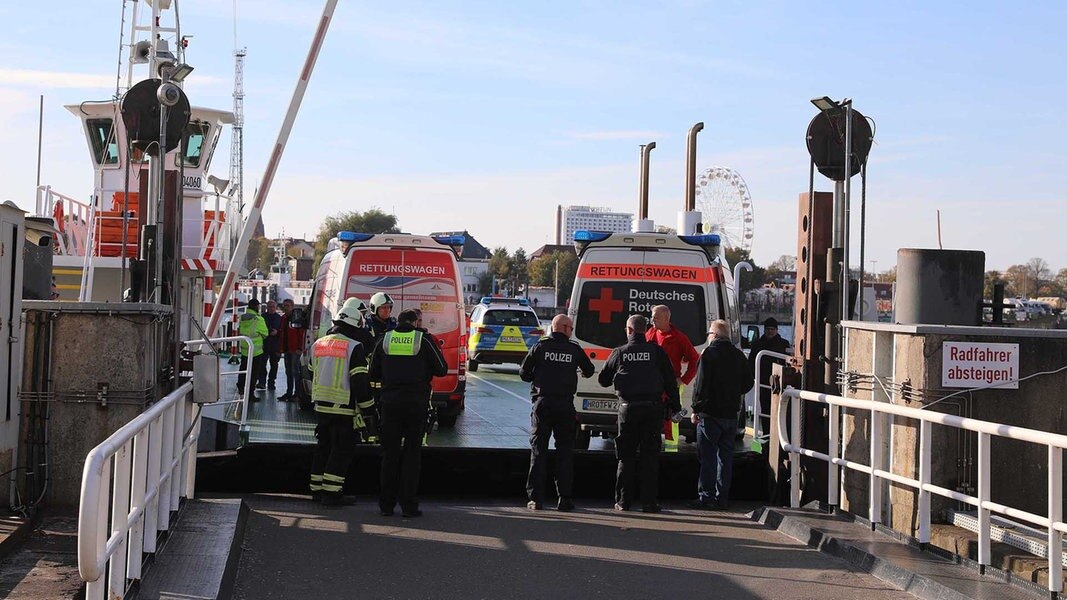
top-left (302, 232), bottom-right (468, 427)
top-left (567, 230), bottom-right (739, 448)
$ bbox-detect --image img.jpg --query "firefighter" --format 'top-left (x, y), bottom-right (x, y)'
top-left (368, 292), bottom-right (398, 341)
top-left (344, 298), bottom-right (379, 443)
top-left (519, 314), bottom-right (595, 512)
top-left (598, 314), bottom-right (680, 513)
top-left (370, 309), bottom-right (448, 517)
top-left (308, 298), bottom-right (374, 506)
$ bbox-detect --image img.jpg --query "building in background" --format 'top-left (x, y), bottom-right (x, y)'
top-left (562, 205), bottom-right (633, 243)
top-left (429, 230), bottom-right (492, 300)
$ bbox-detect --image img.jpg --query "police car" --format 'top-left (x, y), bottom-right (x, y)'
top-left (467, 297), bottom-right (544, 371)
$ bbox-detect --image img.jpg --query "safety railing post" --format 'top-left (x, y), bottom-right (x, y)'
top-left (108, 442), bottom-right (131, 597)
top-left (87, 471), bottom-right (108, 600)
top-left (158, 405), bottom-right (175, 528)
top-left (170, 402), bottom-right (183, 509)
top-left (184, 399), bottom-right (200, 499)
top-left (790, 393), bottom-right (801, 508)
top-left (918, 420), bottom-right (931, 544)
top-left (870, 408), bottom-right (883, 528)
top-left (978, 432), bottom-right (991, 570)
top-left (127, 430), bottom-right (148, 579)
top-left (829, 403), bottom-right (840, 509)
top-left (143, 418), bottom-right (162, 553)
top-left (1049, 446), bottom-right (1063, 595)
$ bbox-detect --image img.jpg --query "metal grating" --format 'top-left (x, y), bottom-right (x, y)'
top-left (950, 509), bottom-right (1067, 567)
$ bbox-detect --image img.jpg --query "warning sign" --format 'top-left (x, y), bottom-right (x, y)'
top-left (942, 341), bottom-right (1019, 389)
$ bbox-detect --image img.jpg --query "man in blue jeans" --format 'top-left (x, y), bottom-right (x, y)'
top-left (688, 319), bottom-right (753, 510)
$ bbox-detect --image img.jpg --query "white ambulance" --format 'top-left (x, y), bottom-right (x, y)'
top-left (566, 230), bottom-right (739, 448)
top-left (302, 232), bottom-right (468, 426)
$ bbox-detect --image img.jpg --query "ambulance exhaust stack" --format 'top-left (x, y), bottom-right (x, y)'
top-left (678, 122), bottom-right (704, 235)
top-left (637, 142), bottom-right (656, 233)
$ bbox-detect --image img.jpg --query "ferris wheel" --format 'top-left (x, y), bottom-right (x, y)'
top-left (694, 166), bottom-right (755, 253)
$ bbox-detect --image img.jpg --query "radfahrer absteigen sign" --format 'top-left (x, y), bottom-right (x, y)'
top-left (941, 341), bottom-right (1020, 390)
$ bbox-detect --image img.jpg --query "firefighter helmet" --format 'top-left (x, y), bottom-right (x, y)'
top-left (369, 292), bottom-right (394, 314)
top-left (335, 297), bottom-right (366, 328)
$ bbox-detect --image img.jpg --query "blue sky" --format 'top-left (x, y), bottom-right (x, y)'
top-left (1, 0), bottom-right (1065, 272)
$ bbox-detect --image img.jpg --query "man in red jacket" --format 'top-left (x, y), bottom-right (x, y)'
top-left (278, 298), bottom-right (306, 401)
top-left (645, 305), bottom-right (700, 451)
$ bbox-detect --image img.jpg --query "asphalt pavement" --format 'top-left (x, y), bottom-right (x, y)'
top-left (232, 494), bottom-right (917, 600)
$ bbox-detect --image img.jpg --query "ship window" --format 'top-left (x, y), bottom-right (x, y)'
top-left (86, 119), bottom-right (119, 165)
top-left (180, 120), bottom-right (211, 167)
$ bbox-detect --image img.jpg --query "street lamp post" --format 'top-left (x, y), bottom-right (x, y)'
top-left (553, 255), bottom-right (560, 309)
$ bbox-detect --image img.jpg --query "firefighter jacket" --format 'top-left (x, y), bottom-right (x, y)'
top-left (369, 324), bottom-right (448, 404)
top-left (598, 334), bottom-right (680, 411)
top-left (691, 338), bottom-right (754, 420)
top-left (369, 316), bottom-right (398, 342)
top-left (308, 325), bottom-right (372, 416)
top-left (519, 332), bottom-right (594, 399)
top-left (238, 308), bottom-right (268, 357)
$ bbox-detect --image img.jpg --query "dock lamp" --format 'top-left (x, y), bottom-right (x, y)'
top-left (164, 63), bottom-right (195, 83)
top-left (810, 96), bottom-right (846, 115)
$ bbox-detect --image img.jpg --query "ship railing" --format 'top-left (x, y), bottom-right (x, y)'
top-left (36, 185), bottom-right (92, 257)
top-left (779, 387), bottom-right (1067, 595)
top-left (184, 335), bottom-right (255, 428)
top-left (77, 335), bottom-right (253, 600)
top-left (751, 349), bottom-right (791, 443)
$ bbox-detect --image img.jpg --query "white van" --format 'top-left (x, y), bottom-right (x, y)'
top-left (566, 230), bottom-right (739, 448)
top-left (302, 232), bottom-right (468, 426)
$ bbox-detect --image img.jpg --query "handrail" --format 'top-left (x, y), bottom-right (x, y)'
top-left (751, 349), bottom-right (790, 442)
top-left (78, 336), bottom-right (251, 600)
top-left (78, 381), bottom-right (196, 599)
top-left (185, 335), bottom-right (253, 427)
top-left (779, 386), bottom-right (1066, 595)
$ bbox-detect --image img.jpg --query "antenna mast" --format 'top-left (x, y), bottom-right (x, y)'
top-left (231, 47), bottom-right (246, 212)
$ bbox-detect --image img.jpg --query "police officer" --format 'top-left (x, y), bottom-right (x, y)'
top-left (308, 298), bottom-right (374, 506)
top-left (370, 309), bottom-right (448, 517)
top-left (598, 314), bottom-right (680, 513)
top-left (519, 314), bottom-right (594, 512)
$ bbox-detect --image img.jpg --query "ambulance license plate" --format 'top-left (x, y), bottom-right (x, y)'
top-left (500, 336), bottom-right (523, 344)
top-left (583, 398), bottom-right (619, 412)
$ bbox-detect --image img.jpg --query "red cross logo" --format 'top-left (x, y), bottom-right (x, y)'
top-left (588, 287), bottom-right (623, 324)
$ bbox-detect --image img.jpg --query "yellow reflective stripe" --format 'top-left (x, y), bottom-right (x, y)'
top-left (323, 473), bottom-right (345, 483)
top-left (350, 366), bottom-right (369, 375)
top-left (357, 400), bottom-right (376, 409)
top-left (321, 483), bottom-right (343, 492)
top-left (315, 404), bottom-right (355, 416)
top-left (309, 484), bottom-right (324, 492)
top-left (310, 474), bottom-right (323, 482)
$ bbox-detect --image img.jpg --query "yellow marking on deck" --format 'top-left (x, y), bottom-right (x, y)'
top-left (54, 268), bottom-right (84, 275)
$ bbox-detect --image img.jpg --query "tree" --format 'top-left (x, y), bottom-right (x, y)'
top-left (1003, 264), bottom-right (1030, 298)
top-left (245, 236), bottom-right (275, 273)
top-left (476, 270), bottom-right (495, 296)
top-left (984, 270), bottom-right (1007, 299)
top-left (768, 254), bottom-right (796, 272)
top-left (724, 247), bottom-right (766, 298)
top-left (528, 251), bottom-right (578, 306)
top-left (509, 248), bottom-right (528, 295)
top-left (313, 208), bottom-right (399, 266)
top-left (488, 245), bottom-right (512, 292)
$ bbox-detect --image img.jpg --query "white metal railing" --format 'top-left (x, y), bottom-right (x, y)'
top-left (751, 349), bottom-right (791, 442)
top-left (78, 336), bottom-right (252, 600)
top-left (37, 185), bottom-right (92, 257)
top-left (78, 381), bottom-right (197, 600)
top-left (779, 387), bottom-right (1067, 594)
top-left (186, 335), bottom-right (254, 426)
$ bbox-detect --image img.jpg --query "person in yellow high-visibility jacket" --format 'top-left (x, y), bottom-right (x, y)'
top-left (308, 298), bottom-right (374, 507)
top-left (237, 298), bottom-right (269, 400)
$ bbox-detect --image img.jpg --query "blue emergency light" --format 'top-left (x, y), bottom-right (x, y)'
top-left (337, 231), bottom-right (375, 243)
top-left (573, 230), bottom-right (612, 243)
top-left (480, 296), bottom-right (529, 306)
top-left (678, 233), bottom-right (721, 247)
top-left (432, 234), bottom-right (466, 247)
